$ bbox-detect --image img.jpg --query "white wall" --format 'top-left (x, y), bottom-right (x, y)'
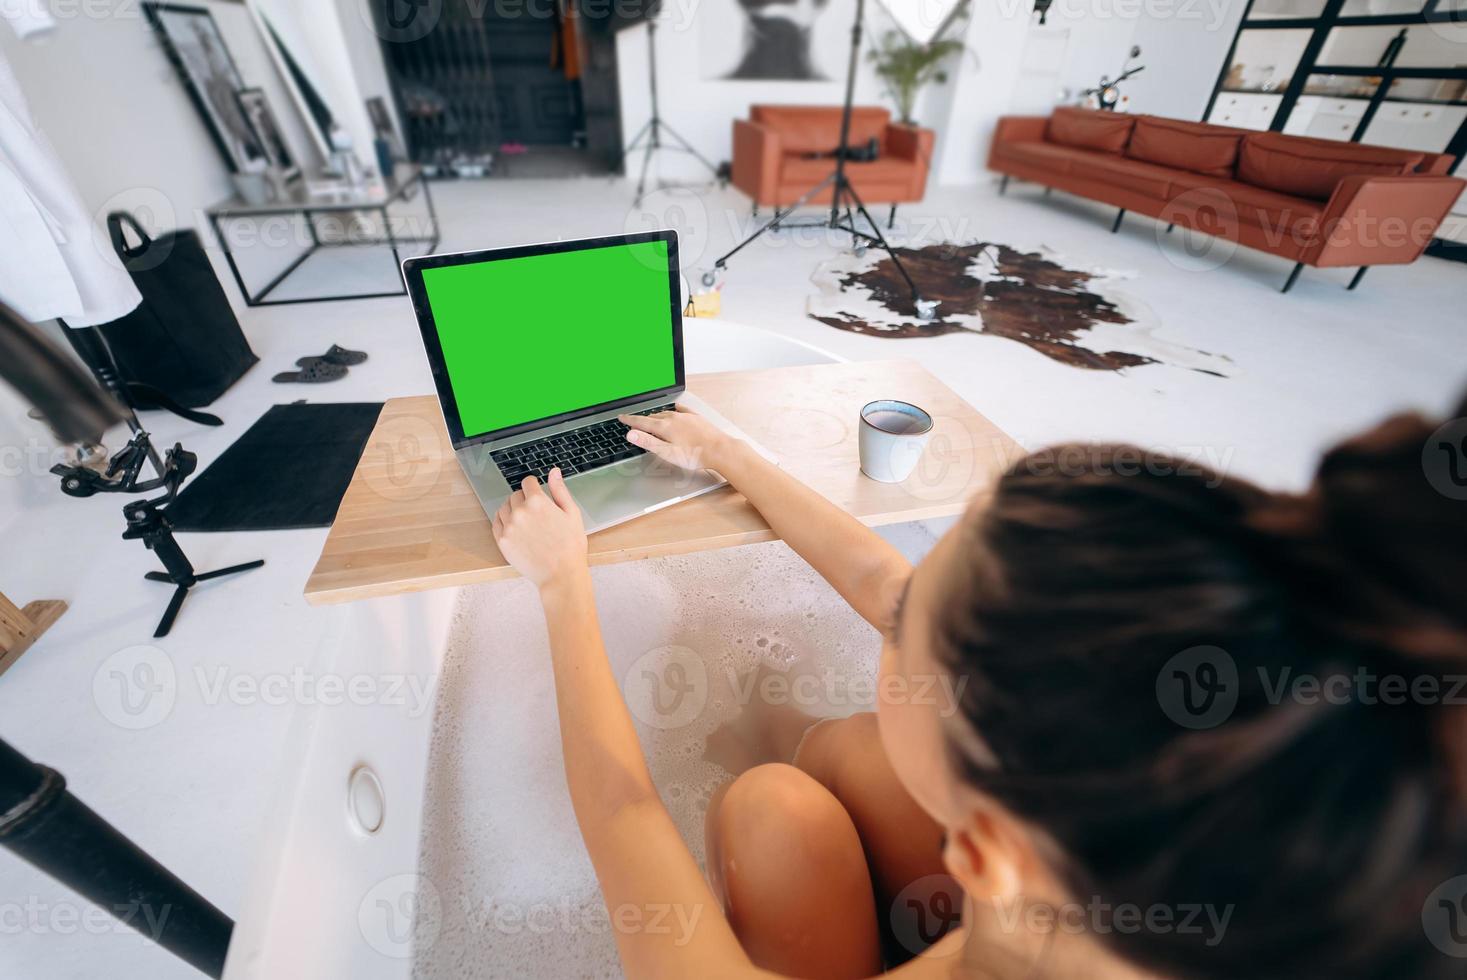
top-left (0, 1), bottom-right (321, 237)
top-left (1034, 4), bottom-right (1139, 105)
top-left (334, 0), bottom-right (404, 145)
top-left (248, 0), bottom-right (389, 160)
top-left (930, 0), bottom-right (1034, 185)
top-left (1125, 0), bottom-right (1249, 119)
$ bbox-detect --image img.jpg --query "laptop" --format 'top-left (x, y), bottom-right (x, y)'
top-left (401, 230), bottom-right (728, 533)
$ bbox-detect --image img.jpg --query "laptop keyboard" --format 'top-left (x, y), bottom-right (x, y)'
top-left (490, 404), bottom-right (675, 486)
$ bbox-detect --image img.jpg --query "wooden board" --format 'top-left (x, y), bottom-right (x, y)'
top-left (0, 595), bottom-right (68, 678)
top-left (303, 359), bottom-right (1024, 605)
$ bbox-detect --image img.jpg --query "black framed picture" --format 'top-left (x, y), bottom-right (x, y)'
top-left (365, 94), bottom-right (405, 164)
top-left (236, 87), bottom-right (299, 180)
top-left (144, 2), bottom-right (267, 174)
top-left (366, 96), bottom-right (395, 141)
top-left (700, 0), bottom-right (839, 81)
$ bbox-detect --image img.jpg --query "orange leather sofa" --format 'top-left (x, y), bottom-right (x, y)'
top-left (732, 105), bottom-right (935, 218)
top-left (988, 107), bottom-right (1464, 292)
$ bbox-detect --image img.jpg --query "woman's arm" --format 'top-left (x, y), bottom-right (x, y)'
top-left (491, 471), bottom-right (767, 979)
top-left (621, 407), bottom-right (911, 629)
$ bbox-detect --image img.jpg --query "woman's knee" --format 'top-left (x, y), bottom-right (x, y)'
top-left (710, 764), bottom-right (855, 875)
top-left (705, 764), bottom-right (882, 976)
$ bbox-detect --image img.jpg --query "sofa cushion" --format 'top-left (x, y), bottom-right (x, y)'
top-left (1046, 107), bottom-right (1135, 155)
top-left (1069, 149), bottom-right (1177, 198)
top-left (780, 156), bottom-right (914, 186)
top-left (1237, 132), bottom-right (1422, 201)
top-left (751, 105), bottom-right (890, 155)
top-left (994, 141), bottom-right (1087, 175)
top-left (1127, 116), bottom-right (1248, 178)
top-left (1167, 172), bottom-right (1324, 241)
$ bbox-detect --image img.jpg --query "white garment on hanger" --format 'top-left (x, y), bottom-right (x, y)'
top-left (0, 6), bottom-right (141, 327)
top-left (3, 1), bottom-right (55, 39)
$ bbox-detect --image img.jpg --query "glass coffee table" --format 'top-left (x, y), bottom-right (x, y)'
top-left (205, 165), bottom-right (440, 307)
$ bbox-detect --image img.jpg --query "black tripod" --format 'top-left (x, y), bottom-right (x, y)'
top-left (703, 0), bottom-right (936, 321)
top-left (53, 430), bottom-right (263, 638)
top-left (618, 18), bottom-right (721, 206)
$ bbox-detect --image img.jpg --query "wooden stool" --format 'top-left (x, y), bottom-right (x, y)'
top-left (0, 591), bottom-right (67, 677)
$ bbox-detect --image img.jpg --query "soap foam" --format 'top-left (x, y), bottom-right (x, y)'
top-left (413, 524), bottom-right (943, 977)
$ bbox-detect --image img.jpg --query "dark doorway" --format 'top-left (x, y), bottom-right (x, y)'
top-left (485, 1), bottom-right (578, 146)
top-left (370, 0), bottom-right (624, 176)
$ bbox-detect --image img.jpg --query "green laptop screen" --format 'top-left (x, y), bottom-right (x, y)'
top-left (421, 239), bottom-right (676, 438)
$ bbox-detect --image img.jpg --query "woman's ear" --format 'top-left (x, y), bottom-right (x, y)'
top-left (942, 804), bottom-right (1029, 903)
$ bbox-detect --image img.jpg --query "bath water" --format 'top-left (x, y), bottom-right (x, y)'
top-left (413, 523), bottom-right (945, 977)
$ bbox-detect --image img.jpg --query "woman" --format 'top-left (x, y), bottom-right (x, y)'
top-left (490, 397), bottom-right (1467, 980)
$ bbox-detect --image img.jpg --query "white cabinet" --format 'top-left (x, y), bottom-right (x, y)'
top-left (1361, 102), bottom-right (1467, 153)
top-left (1443, 159), bottom-right (1467, 246)
top-left (1208, 92), bottom-right (1285, 130)
top-left (1283, 95), bottom-right (1369, 141)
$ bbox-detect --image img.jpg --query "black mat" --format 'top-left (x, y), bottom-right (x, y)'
top-left (166, 402), bottom-right (383, 532)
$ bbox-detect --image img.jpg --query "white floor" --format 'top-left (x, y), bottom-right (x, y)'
top-left (1, 175), bottom-right (1464, 979)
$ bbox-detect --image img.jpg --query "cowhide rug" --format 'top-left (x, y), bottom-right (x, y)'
top-left (808, 242), bottom-right (1230, 376)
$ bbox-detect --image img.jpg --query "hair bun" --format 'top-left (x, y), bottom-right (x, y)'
top-left (1249, 396), bottom-right (1467, 669)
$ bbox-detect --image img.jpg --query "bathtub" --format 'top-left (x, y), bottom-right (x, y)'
top-left (222, 322), bottom-right (950, 978)
top-left (224, 528), bottom-right (947, 979)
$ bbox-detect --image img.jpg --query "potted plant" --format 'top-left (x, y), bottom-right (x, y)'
top-left (867, 23), bottom-right (968, 126)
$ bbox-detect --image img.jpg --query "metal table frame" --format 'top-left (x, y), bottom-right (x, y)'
top-left (206, 167), bottom-right (440, 307)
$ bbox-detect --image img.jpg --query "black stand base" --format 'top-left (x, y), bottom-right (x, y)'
top-left (616, 20), bottom-right (721, 207)
top-left (620, 117), bottom-right (722, 207)
top-left (1347, 266), bottom-right (1368, 290)
top-left (706, 170), bottom-right (936, 319)
top-left (143, 561), bottom-right (266, 638)
top-left (124, 498), bottom-right (263, 638)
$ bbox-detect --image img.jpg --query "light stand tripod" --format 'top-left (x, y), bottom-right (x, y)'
top-left (703, 0), bottom-right (937, 321)
top-left (618, 17), bottom-right (722, 206)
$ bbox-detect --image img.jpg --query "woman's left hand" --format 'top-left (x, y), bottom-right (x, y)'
top-left (491, 468), bottom-right (588, 589)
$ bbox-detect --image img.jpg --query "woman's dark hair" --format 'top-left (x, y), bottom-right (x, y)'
top-left (935, 396), bottom-right (1467, 979)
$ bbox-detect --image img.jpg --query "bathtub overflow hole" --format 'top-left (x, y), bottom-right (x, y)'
top-left (348, 766), bottom-right (385, 835)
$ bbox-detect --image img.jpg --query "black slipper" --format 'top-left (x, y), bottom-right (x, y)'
top-left (296, 344), bottom-right (367, 367)
top-left (273, 361), bottom-right (348, 383)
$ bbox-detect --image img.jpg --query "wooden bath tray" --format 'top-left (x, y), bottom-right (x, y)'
top-left (303, 359), bottom-right (1022, 605)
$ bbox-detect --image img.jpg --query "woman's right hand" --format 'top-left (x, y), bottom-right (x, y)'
top-left (619, 405), bottom-right (739, 474)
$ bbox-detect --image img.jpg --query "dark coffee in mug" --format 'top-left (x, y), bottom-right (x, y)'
top-left (862, 409), bottom-right (928, 434)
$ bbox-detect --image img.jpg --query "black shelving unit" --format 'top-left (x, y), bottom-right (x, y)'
top-left (1204, 0), bottom-right (1467, 161)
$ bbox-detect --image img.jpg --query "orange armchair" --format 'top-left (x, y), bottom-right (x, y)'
top-left (730, 105), bottom-right (934, 213)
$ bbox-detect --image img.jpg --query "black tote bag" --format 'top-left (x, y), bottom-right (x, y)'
top-left (94, 211), bottom-right (258, 408)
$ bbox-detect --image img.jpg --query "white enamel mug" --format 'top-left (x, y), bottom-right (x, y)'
top-left (858, 399), bottom-right (933, 483)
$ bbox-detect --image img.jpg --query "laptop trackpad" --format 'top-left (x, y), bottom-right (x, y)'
top-left (569, 455), bottom-right (724, 529)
